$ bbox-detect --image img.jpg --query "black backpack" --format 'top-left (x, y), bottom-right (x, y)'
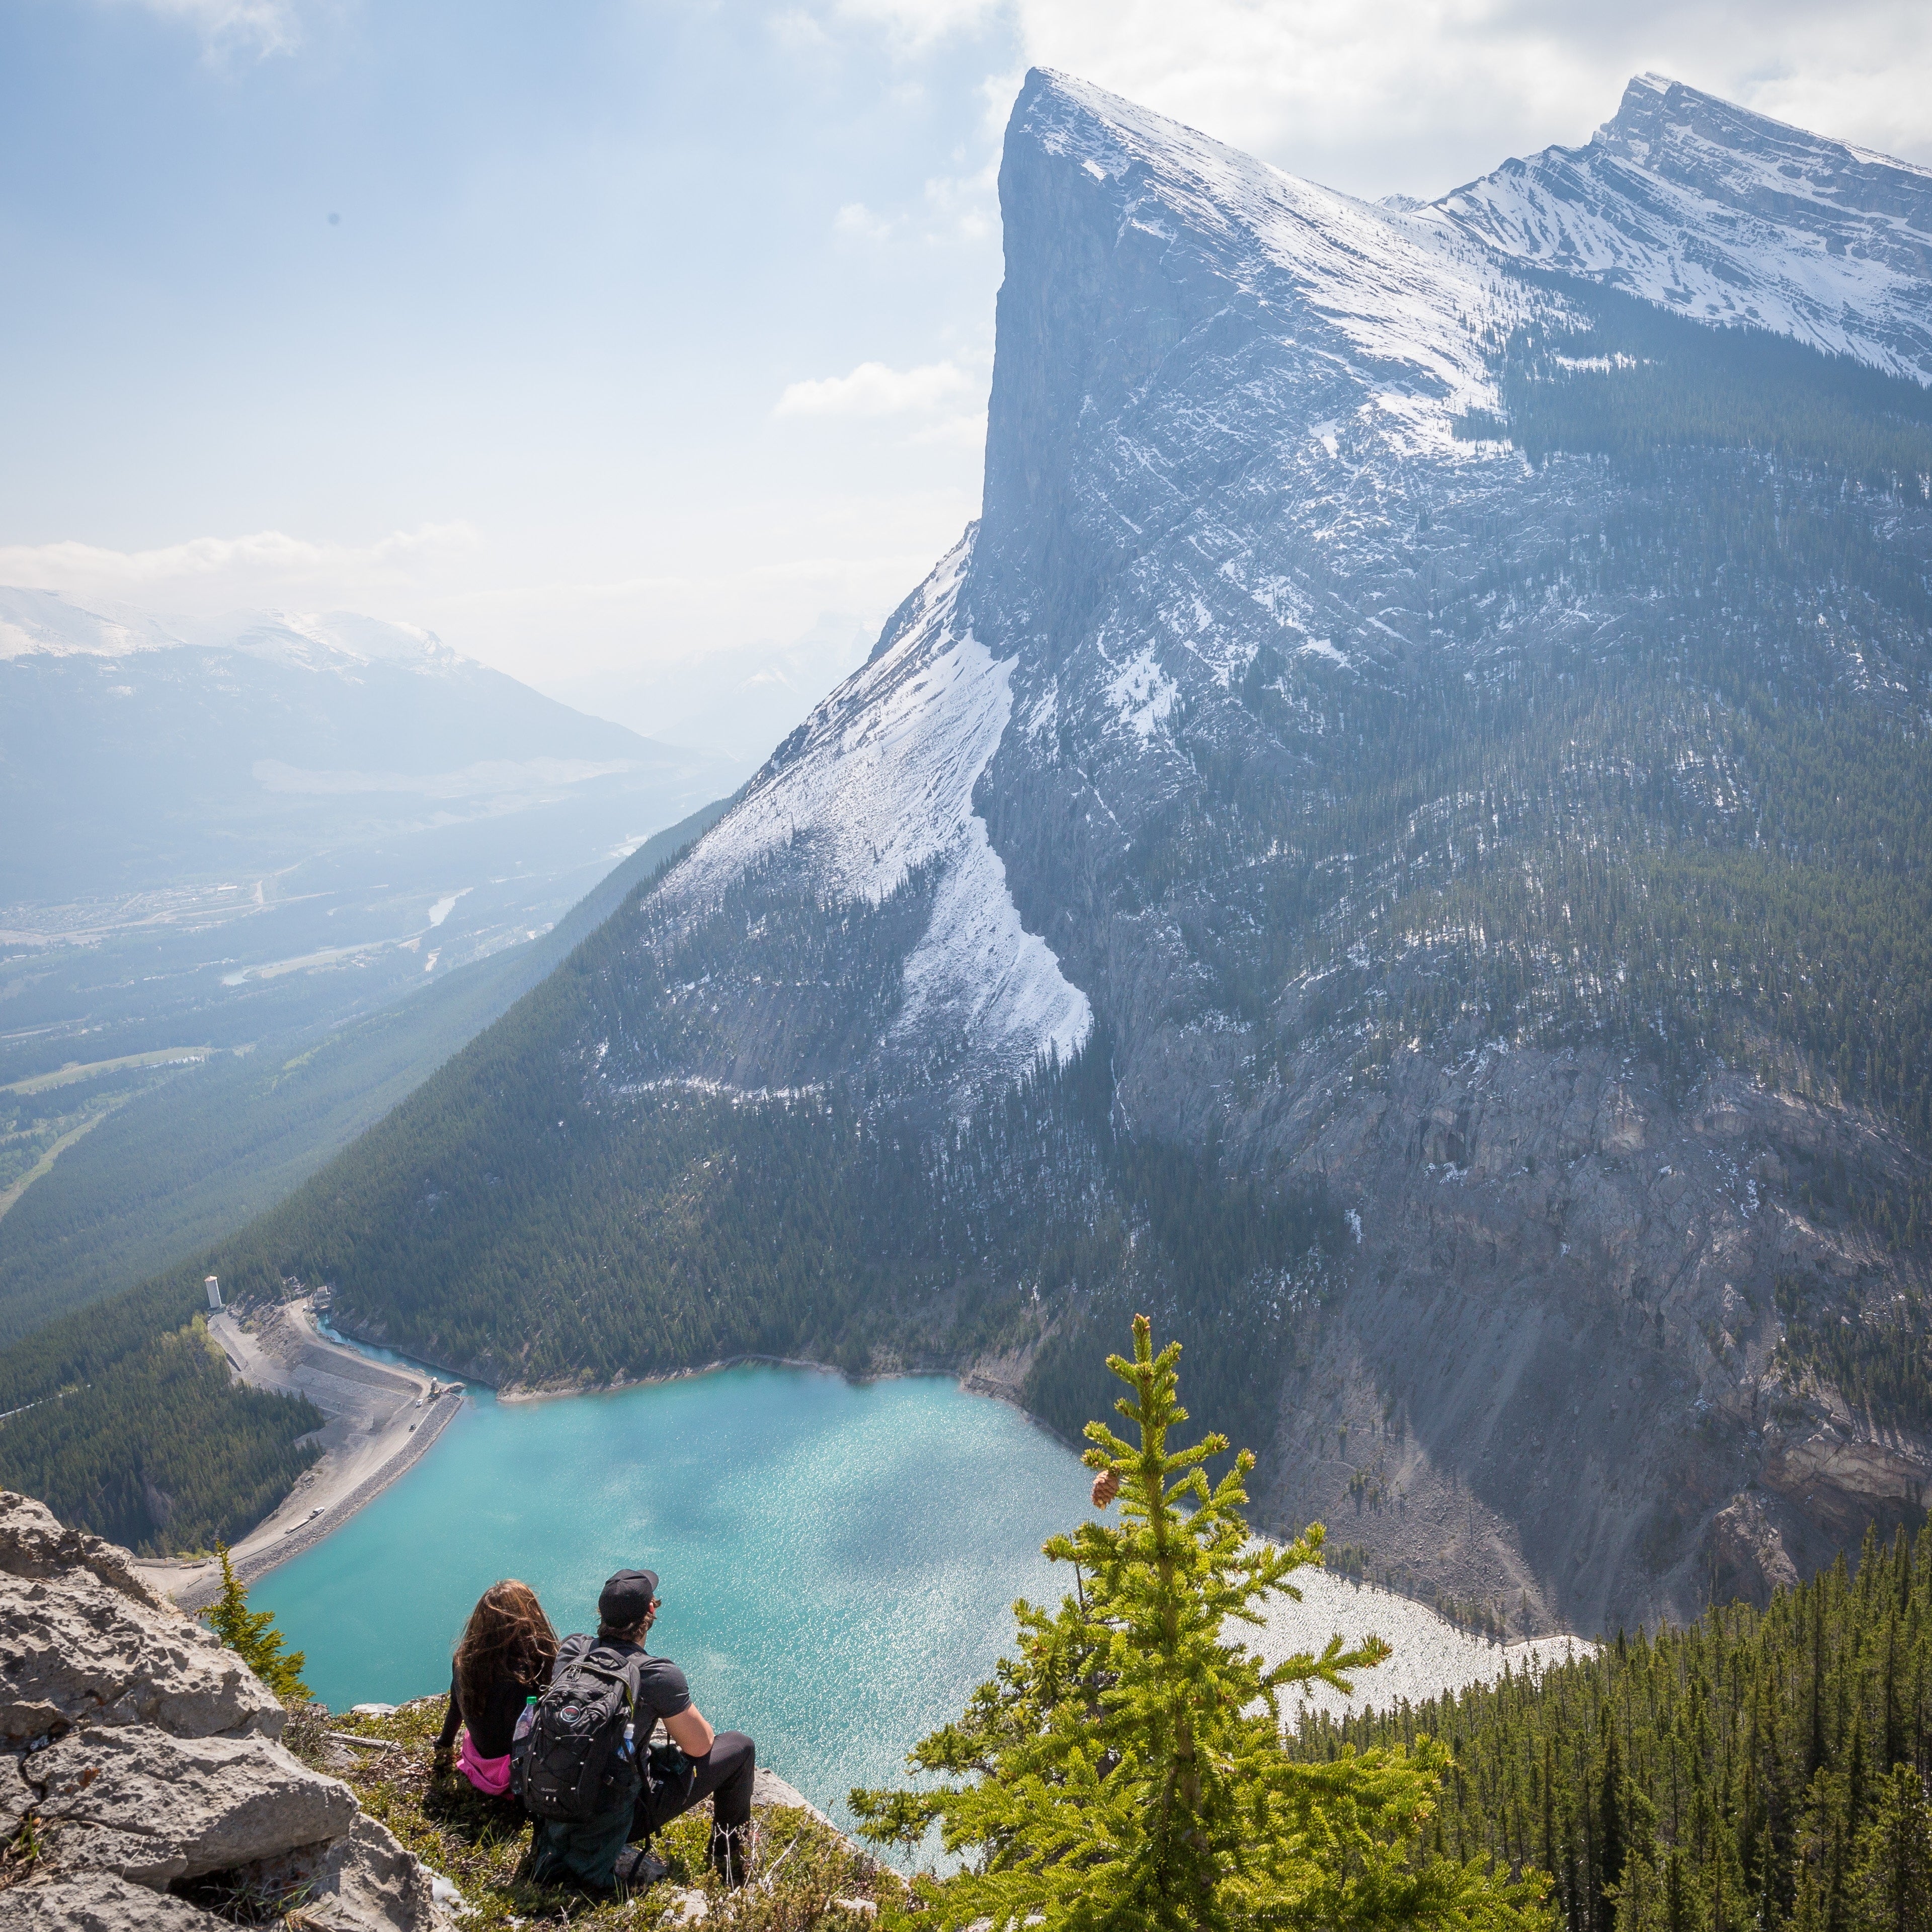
top-left (516, 1641), bottom-right (642, 1823)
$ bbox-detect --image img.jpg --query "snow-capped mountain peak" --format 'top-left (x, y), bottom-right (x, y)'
top-left (1426, 73), bottom-right (1932, 382)
top-left (1010, 69), bottom-right (1516, 450)
top-left (0, 587), bottom-right (183, 660)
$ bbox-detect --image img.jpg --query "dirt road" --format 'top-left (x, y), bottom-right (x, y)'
top-left (139, 1297), bottom-right (465, 1609)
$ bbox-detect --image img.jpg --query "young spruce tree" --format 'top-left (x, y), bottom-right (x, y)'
top-left (205, 1542), bottom-right (310, 1705)
top-left (852, 1314), bottom-right (1544, 1931)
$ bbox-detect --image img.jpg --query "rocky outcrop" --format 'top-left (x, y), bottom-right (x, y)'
top-left (0, 1872), bottom-right (220, 1929)
top-left (17, 1727), bottom-right (357, 1887)
top-left (0, 1494), bottom-right (447, 1929)
top-left (0, 1551), bottom-right (283, 1743)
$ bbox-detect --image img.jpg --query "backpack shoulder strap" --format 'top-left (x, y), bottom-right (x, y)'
top-left (583, 1641), bottom-right (643, 1704)
top-left (551, 1632), bottom-right (593, 1682)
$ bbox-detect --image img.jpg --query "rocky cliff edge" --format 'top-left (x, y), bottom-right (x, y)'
top-left (0, 1490), bottom-right (449, 1930)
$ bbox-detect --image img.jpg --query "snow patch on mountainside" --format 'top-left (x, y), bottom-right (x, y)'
top-left (1425, 73), bottom-right (1932, 382)
top-left (892, 817), bottom-right (1092, 1094)
top-left (1103, 643), bottom-right (1178, 741)
top-left (672, 528), bottom-right (1092, 1081)
top-left (671, 534), bottom-right (992, 907)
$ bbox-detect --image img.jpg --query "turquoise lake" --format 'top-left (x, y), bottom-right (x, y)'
top-left (251, 1362), bottom-right (1095, 1832)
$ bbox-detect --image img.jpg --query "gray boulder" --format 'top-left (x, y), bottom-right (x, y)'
top-left (187, 1812), bottom-right (446, 1932)
top-left (0, 1497), bottom-right (450, 1927)
top-left (0, 1495), bottom-right (166, 1612)
top-left (0, 1568), bottom-right (283, 1744)
top-left (21, 1724), bottom-right (356, 1887)
top-left (0, 1870), bottom-right (220, 1929)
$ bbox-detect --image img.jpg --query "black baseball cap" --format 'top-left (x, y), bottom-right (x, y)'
top-left (598, 1569), bottom-right (660, 1625)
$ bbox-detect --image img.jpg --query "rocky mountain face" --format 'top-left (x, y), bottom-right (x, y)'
top-left (289, 71), bottom-right (1932, 1634)
top-left (0, 1491), bottom-right (446, 1929)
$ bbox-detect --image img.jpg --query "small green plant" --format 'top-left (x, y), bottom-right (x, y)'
top-left (851, 1313), bottom-right (1545, 1930)
top-left (3, 1810), bottom-right (51, 1881)
top-left (204, 1542), bottom-right (311, 1704)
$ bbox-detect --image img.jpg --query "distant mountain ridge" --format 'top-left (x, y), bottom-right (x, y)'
top-left (0, 589), bottom-right (464, 669)
top-left (1428, 73), bottom-right (1932, 382)
top-left (60, 71), bottom-right (1932, 1633)
top-left (0, 587), bottom-right (736, 1325)
top-left (0, 586), bottom-right (734, 1055)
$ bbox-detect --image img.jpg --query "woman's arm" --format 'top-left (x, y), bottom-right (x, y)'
top-left (434, 1664), bottom-right (462, 1753)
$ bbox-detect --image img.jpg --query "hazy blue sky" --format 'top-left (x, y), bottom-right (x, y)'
top-left (4, 1), bottom-right (1926, 746)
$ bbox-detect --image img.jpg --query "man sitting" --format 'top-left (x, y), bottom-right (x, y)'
top-left (527, 1567), bottom-right (757, 1894)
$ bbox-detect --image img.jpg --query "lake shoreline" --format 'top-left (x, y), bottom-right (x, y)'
top-left (158, 1309), bottom-right (1084, 1605)
top-left (327, 1311), bottom-right (1086, 1452)
top-left (241, 1312), bottom-right (1596, 1667)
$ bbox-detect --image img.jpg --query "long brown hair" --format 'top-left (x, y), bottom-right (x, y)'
top-left (454, 1580), bottom-right (557, 1723)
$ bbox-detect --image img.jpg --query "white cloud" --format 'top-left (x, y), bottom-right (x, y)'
top-left (830, 0), bottom-right (1001, 49)
top-left (769, 7), bottom-right (834, 52)
top-left (909, 411), bottom-right (988, 449)
top-left (119, 0), bottom-right (306, 57)
top-left (920, 160), bottom-right (999, 242)
top-left (834, 201), bottom-right (900, 240)
top-left (773, 359), bottom-right (974, 418)
top-left (819, 0), bottom-right (1932, 197)
top-left (1007, 0), bottom-right (1932, 191)
top-left (0, 523), bottom-right (480, 610)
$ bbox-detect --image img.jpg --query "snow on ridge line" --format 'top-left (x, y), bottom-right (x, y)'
top-left (1026, 65), bottom-right (1931, 403)
top-left (1019, 69), bottom-right (1518, 443)
top-left (1415, 74), bottom-right (1932, 383)
top-left (667, 528), bottom-right (988, 911)
top-left (0, 586), bottom-right (182, 660)
top-left (0, 585), bottom-right (463, 671)
top-left (666, 524), bottom-right (1093, 1090)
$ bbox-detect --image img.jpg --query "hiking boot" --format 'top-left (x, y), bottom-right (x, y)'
top-left (614, 1844), bottom-right (672, 1894)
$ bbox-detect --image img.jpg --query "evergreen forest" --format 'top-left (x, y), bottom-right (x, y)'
top-left (1291, 1521), bottom-right (1932, 1932)
top-left (0, 1268), bottom-right (320, 1555)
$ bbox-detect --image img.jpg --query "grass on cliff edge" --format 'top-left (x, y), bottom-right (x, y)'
top-left (284, 1698), bottom-right (895, 1930)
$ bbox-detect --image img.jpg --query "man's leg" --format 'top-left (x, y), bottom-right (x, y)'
top-left (634, 1733), bottom-right (758, 1885)
top-left (697, 1733), bottom-right (756, 1884)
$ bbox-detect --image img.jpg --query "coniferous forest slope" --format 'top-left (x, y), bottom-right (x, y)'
top-left (1292, 1523), bottom-right (1932, 1932)
top-left (13, 72), bottom-right (1932, 1627)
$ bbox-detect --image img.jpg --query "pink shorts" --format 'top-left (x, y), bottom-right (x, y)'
top-left (457, 1730), bottom-right (513, 1797)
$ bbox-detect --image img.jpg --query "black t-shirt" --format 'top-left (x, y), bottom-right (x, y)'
top-left (436, 1657), bottom-right (546, 1758)
top-left (553, 1634), bottom-right (692, 1730)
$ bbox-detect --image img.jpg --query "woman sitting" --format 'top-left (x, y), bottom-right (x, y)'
top-left (434, 1579), bottom-right (557, 1800)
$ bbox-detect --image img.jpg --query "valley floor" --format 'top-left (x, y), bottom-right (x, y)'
top-left (137, 1296), bottom-right (463, 1608)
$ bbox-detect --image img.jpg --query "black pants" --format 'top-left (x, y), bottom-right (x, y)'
top-left (633, 1732), bottom-right (756, 1883)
